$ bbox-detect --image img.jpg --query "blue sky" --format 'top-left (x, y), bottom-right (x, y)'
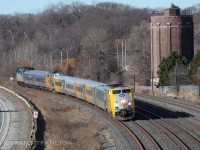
top-left (0, 0), bottom-right (199, 15)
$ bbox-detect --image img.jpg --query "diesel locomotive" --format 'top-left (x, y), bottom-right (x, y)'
top-left (16, 67), bottom-right (135, 120)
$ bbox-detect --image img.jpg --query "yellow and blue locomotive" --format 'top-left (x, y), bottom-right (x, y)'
top-left (16, 67), bottom-right (135, 120)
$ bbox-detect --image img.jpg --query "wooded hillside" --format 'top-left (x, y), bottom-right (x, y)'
top-left (0, 2), bottom-right (199, 85)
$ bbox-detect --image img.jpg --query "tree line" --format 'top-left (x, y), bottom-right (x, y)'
top-left (0, 2), bottom-right (199, 85)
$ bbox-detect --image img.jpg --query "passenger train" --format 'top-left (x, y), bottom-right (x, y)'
top-left (16, 67), bottom-right (135, 120)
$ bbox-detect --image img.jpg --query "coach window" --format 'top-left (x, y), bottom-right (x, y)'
top-left (88, 90), bottom-right (93, 96)
top-left (80, 87), bottom-right (83, 92)
top-left (76, 87), bottom-right (82, 92)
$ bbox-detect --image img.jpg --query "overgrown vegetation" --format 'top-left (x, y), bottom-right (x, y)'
top-left (188, 50), bottom-right (200, 84)
top-left (158, 51), bottom-right (187, 86)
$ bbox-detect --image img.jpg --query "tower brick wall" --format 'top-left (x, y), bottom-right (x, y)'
top-left (151, 8), bottom-right (194, 81)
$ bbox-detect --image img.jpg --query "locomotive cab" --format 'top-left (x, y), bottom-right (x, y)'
top-left (108, 85), bottom-right (135, 120)
top-left (16, 67), bottom-right (34, 86)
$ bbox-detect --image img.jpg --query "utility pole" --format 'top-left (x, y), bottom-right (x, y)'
top-left (44, 53), bottom-right (46, 69)
top-left (67, 50), bottom-right (69, 67)
top-left (8, 30), bottom-right (14, 45)
top-left (50, 34), bottom-right (52, 50)
top-left (151, 70), bottom-right (154, 95)
top-left (24, 32), bottom-right (32, 66)
top-left (150, 26), bottom-right (154, 95)
top-left (66, 46), bottom-right (74, 68)
top-left (24, 32), bottom-right (31, 49)
top-left (117, 46), bottom-right (119, 67)
top-left (133, 72), bottom-right (136, 92)
top-left (198, 67), bottom-right (200, 96)
top-left (61, 50), bottom-right (63, 70)
top-left (50, 34), bottom-right (52, 71)
top-left (50, 52), bottom-right (52, 71)
top-left (125, 40), bottom-right (127, 70)
top-left (77, 67), bottom-right (78, 77)
top-left (175, 65), bottom-right (178, 96)
top-left (89, 54), bottom-right (91, 69)
top-left (8, 30), bottom-right (16, 64)
top-left (122, 41), bottom-right (124, 69)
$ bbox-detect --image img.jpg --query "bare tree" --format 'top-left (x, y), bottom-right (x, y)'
top-left (126, 21), bottom-right (151, 85)
top-left (80, 28), bottom-right (109, 81)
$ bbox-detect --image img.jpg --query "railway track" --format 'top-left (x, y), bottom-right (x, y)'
top-left (114, 120), bottom-right (143, 150)
top-left (83, 106), bottom-right (144, 149)
top-left (137, 100), bottom-right (200, 134)
top-left (134, 93), bottom-right (200, 149)
top-left (136, 106), bottom-right (200, 149)
top-left (136, 110), bottom-right (188, 149)
top-left (135, 93), bottom-right (200, 114)
top-left (135, 93), bottom-right (200, 125)
top-left (57, 93), bottom-right (144, 150)
top-left (123, 121), bottom-right (161, 150)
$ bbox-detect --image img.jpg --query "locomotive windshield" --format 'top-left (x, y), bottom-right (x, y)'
top-left (112, 90), bottom-right (121, 94)
top-left (112, 89), bottom-right (131, 94)
top-left (122, 89), bottom-right (131, 93)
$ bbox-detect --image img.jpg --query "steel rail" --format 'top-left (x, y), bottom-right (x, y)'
top-left (136, 110), bottom-right (189, 150)
top-left (135, 93), bottom-right (200, 114)
top-left (115, 120), bottom-right (144, 150)
top-left (131, 121), bottom-right (161, 150)
top-left (137, 106), bottom-right (200, 149)
top-left (136, 99), bottom-right (200, 132)
top-left (84, 104), bottom-right (144, 150)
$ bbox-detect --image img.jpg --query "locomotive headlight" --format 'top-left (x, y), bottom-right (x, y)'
top-left (115, 103), bottom-right (119, 107)
top-left (120, 99), bottom-right (126, 103)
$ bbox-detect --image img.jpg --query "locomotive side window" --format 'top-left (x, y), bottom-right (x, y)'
top-left (112, 90), bottom-right (121, 94)
top-left (122, 89), bottom-right (131, 93)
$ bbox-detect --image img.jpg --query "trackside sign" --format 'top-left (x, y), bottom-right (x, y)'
top-left (33, 111), bottom-right (38, 118)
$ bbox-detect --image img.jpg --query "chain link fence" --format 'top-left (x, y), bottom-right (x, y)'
top-left (134, 64), bottom-right (200, 101)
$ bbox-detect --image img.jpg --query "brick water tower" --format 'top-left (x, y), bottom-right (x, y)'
top-left (151, 7), bottom-right (194, 83)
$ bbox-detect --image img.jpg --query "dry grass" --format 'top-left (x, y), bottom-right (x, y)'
top-left (0, 77), bottom-right (106, 150)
